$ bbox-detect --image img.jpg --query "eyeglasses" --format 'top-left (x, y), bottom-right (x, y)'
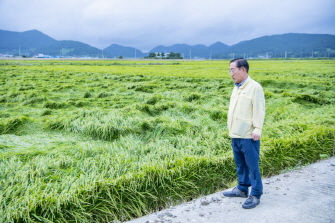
top-left (228, 68), bottom-right (238, 74)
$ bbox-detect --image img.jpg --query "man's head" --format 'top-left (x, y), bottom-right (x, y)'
top-left (229, 58), bottom-right (249, 84)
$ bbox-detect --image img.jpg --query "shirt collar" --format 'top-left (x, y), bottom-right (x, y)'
top-left (235, 76), bottom-right (249, 88)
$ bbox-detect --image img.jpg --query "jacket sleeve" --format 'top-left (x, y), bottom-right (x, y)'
top-left (252, 84), bottom-right (265, 136)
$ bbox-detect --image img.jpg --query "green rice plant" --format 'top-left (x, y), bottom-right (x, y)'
top-left (0, 95), bottom-right (8, 103)
top-left (136, 102), bottom-right (175, 116)
top-left (145, 94), bottom-right (162, 105)
top-left (0, 153), bottom-right (237, 222)
top-left (40, 109), bottom-right (52, 116)
top-left (184, 93), bottom-right (202, 102)
top-left (280, 91), bottom-right (293, 97)
top-left (74, 101), bottom-right (86, 107)
top-left (97, 92), bottom-right (110, 98)
top-left (0, 59), bottom-right (334, 222)
top-left (264, 90), bottom-right (275, 99)
top-left (293, 93), bottom-right (332, 105)
top-left (209, 109), bottom-right (227, 122)
top-left (0, 116), bottom-right (29, 134)
top-left (46, 109), bottom-right (138, 141)
top-left (261, 125), bottom-right (335, 176)
top-left (21, 96), bottom-right (47, 106)
top-left (83, 91), bottom-right (92, 98)
top-left (43, 101), bottom-right (68, 109)
top-left (44, 117), bottom-right (67, 130)
top-left (18, 84), bottom-right (35, 91)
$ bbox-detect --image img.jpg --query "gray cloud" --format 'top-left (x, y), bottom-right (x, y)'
top-left (1, 0), bottom-right (334, 51)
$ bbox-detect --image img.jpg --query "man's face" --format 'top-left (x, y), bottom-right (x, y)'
top-left (229, 62), bottom-right (245, 83)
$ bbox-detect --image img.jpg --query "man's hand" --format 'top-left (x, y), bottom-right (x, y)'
top-left (252, 133), bottom-right (260, 141)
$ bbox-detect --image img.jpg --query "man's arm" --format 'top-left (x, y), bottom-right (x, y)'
top-left (252, 85), bottom-right (265, 140)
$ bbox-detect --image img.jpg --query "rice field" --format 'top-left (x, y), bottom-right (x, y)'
top-left (0, 59), bottom-right (334, 222)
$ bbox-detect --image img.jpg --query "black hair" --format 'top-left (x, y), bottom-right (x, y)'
top-left (230, 58), bottom-right (249, 73)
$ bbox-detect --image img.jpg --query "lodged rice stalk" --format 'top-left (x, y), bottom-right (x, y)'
top-left (0, 59), bottom-right (334, 222)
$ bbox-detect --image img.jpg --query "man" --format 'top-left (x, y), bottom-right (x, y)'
top-left (223, 58), bottom-right (265, 209)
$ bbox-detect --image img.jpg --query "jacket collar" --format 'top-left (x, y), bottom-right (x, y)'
top-left (235, 76), bottom-right (250, 89)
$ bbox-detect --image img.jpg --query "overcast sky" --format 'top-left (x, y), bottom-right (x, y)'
top-left (1, 0), bottom-right (334, 52)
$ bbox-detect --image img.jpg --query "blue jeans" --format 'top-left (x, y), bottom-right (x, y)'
top-left (232, 138), bottom-right (263, 199)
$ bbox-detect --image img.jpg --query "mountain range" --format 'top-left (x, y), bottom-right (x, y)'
top-left (0, 29), bottom-right (334, 59)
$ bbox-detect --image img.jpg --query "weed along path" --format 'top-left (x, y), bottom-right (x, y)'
top-left (126, 156), bottom-right (335, 223)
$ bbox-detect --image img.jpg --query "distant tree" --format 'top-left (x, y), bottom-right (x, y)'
top-left (149, 52), bottom-right (156, 57)
top-left (119, 56), bottom-right (123, 59)
top-left (145, 51), bottom-right (182, 59)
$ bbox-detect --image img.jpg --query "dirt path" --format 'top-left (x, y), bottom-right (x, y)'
top-left (126, 156), bottom-right (335, 223)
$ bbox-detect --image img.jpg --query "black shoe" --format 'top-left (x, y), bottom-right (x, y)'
top-left (242, 195), bottom-right (260, 209)
top-left (222, 187), bottom-right (248, 198)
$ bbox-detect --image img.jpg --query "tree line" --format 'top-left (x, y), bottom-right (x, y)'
top-left (145, 52), bottom-right (183, 59)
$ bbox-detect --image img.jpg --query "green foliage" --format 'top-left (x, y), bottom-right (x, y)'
top-left (145, 51), bottom-right (183, 59)
top-left (0, 116), bottom-right (27, 134)
top-left (210, 110), bottom-right (227, 122)
top-left (184, 93), bottom-right (201, 102)
top-left (83, 91), bottom-right (92, 98)
top-left (0, 59), bottom-right (334, 222)
top-left (261, 126), bottom-right (334, 175)
top-left (43, 101), bottom-right (68, 109)
top-left (145, 94), bottom-right (162, 105)
top-left (97, 92), bottom-right (110, 98)
top-left (40, 109), bottom-right (52, 116)
top-left (293, 93), bottom-right (331, 105)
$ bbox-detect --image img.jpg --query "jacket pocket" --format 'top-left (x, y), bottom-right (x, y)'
top-left (231, 117), bottom-right (252, 136)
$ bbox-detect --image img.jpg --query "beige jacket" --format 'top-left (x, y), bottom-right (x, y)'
top-left (227, 77), bottom-right (265, 138)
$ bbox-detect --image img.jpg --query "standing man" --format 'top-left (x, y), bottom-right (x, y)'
top-left (223, 58), bottom-right (265, 209)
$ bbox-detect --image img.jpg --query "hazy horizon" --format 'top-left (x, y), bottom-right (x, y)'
top-left (1, 0), bottom-right (334, 52)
